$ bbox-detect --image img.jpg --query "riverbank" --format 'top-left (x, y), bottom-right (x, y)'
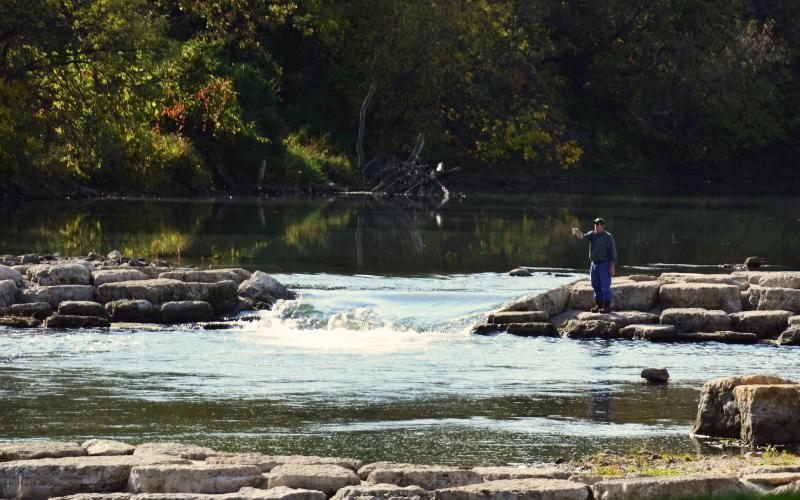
top-left (1, 440), bottom-right (799, 499)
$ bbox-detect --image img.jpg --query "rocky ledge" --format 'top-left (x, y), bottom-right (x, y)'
top-left (0, 251), bottom-right (296, 328)
top-left (1, 439), bottom-right (799, 500)
top-left (472, 270), bottom-right (800, 346)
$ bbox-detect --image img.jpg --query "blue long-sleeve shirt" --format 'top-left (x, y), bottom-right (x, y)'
top-left (583, 230), bottom-right (617, 264)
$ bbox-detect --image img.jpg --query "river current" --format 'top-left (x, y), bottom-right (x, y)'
top-left (1, 194), bottom-right (799, 465)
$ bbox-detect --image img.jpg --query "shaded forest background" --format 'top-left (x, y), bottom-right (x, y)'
top-left (1, 0), bottom-right (798, 197)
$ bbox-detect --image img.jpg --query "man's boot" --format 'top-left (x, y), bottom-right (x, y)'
top-left (591, 301), bottom-right (601, 313)
top-left (600, 301), bottom-right (611, 314)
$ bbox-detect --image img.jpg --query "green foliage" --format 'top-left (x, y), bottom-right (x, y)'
top-left (1, 0), bottom-right (799, 194)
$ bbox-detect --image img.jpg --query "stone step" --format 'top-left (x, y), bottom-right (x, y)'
top-left (487, 311), bottom-right (548, 324)
top-left (436, 478), bottom-right (590, 500)
top-left (365, 465), bottom-right (482, 491)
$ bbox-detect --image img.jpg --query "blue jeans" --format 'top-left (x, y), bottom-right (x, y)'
top-left (590, 262), bottom-right (613, 304)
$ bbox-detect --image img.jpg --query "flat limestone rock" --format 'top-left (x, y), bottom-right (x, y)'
top-left (469, 324), bottom-right (505, 336)
top-left (659, 308), bottom-right (730, 333)
top-left (471, 466), bottom-right (570, 481)
top-left (773, 480), bottom-right (800, 495)
top-left (659, 283), bottom-right (741, 313)
top-left (45, 315), bottom-right (111, 329)
top-left (692, 375), bottom-right (794, 438)
top-left (104, 300), bottom-right (161, 323)
top-left (27, 263), bottom-right (92, 286)
top-left (498, 283), bottom-right (573, 316)
top-left (97, 279), bottom-right (184, 306)
top-left (487, 311), bottom-right (549, 324)
top-left (7, 301), bottom-right (52, 319)
top-left (331, 484), bottom-right (430, 500)
top-left (676, 331), bottom-right (758, 344)
top-left (133, 442), bottom-right (218, 460)
top-left (568, 280), bottom-right (659, 311)
top-left (789, 315), bottom-right (800, 326)
top-left (357, 463), bottom-right (417, 481)
top-left (731, 270), bottom-right (770, 284)
top-left (558, 320), bottom-right (619, 340)
top-left (577, 311), bottom-right (659, 327)
top-left (129, 464), bottom-right (263, 494)
top-left (754, 287), bottom-right (800, 313)
top-left (208, 454), bottom-right (363, 473)
top-left (59, 301), bottom-right (107, 317)
top-left (81, 439), bottom-right (135, 456)
top-left (0, 441), bottom-right (85, 462)
top-left (253, 486), bottom-right (326, 500)
top-left (160, 269), bottom-right (250, 285)
top-left (590, 473), bottom-right (742, 499)
top-left (734, 384), bottom-right (800, 446)
top-left (0, 454), bottom-right (189, 499)
top-left (366, 465), bottom-right (483, 491)
top-left (505, 322), bottom-right (557, 337)
top-left (52, 487), bottom-right (318, 500)
top-left (22, 285), bottom-right (95, 309)
top-left (160, 301), bottom-right (214, 324)
top-left (267, 464), bottom-right (360, 497)
top-left (92, 269), bottom-right (151, 287)
top-left (659, 273), bottom-right (749, 290)
top-left (0, 315), bottom-right (42, 328)
top-left (741, 472), bottom-right (800, 486)
top-left (620, 324), bottom-right (676, 341)
top-left (729, 310), bottom-right (792, 338)
top-left (436, 478), bottom-right (590, 500)
top-left (758, 272), bottom-right (800, 289)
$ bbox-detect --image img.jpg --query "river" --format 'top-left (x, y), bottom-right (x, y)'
top-left (0, 194), bottom-right (799, 465)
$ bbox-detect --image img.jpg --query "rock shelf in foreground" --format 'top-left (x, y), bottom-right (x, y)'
top-left (0, 251), bottom-right (296, 329)
top-left (2, 440), bottom-right (800, 500)
top-left (472, 270), bottom-right (800, 347)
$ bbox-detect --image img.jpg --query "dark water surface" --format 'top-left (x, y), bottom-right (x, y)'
top-left (1, 194), bottom-right (799, 466)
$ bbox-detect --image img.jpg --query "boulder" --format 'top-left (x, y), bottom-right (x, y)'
top-left (622, 324), bottom-right (677, 342)
top-left (7, 302), bottom-right (52, 319)
top-left (508, 268), bottom-right (532, 277)
top-left (677, 331), bottom-right (758, 344)
top-left (0, 265), bottom-right (22, 285)
top-left (505, 322), bottom-right (558, 337)
top-left (729, 310), bottom-right (792, 338)
top-left (128, 464), bottom-right (263, 494)
top-left (659, 283), bottom-right (741, 313)
top-left (92, 269), bottom-right (150, 286)
top-left (107, 250), bottom-right (123, 263)
top-left (641, 368), bottom-right (669, 383)
top-left (160, 269), bottom-right (251, 284)
top-left (470, 467), bottom-right (570, 481)
top-left (487, 311), bottom-right (548, 324)
top-left (133, 442), bottom-right (218, 461)
top-left (497, 282), bottom-right (573, 316)
top-left (754, 287), bottom-right (800, 313)
top-left (238, 272), bottom-right (295, 308)
top-left (0, 454), bottom-right (189, 499)
top-left (366, 465), bottom-right (482, 491)
top-left (357, 463), bottom-right (416, 481)
top-left (27, 263), bottom-right (92, 286)
top-left (0, 279), bottom-right (18, 307)
top-left (691, 375), bottom-right (794, 438)
top-left (267, 464), bottom-right (360, 497)
top-left (758, 272), bottom-right (800, 289)
top-left (22, 285), bottom-right (95, 309)
top-left (590, 473), bottom-right (742, 499)
top-left (436, 479), bottom-right (590, 500)
top-left (59, 301), bottom-right (106, 317)
top-left (777, 326), bottom-right (800, 346)
top-left (81, 439), bottom-right (135, 456)
top-left (208, 454), bottom-right (362, 473)
top-left (734, 384), bottom-right (800, 446)
top-left (0, 316), bottom-right (42, 328)
top-left (0, 441), bottom-right (85, 462)
top-left (161, 301), bottom-right (214, 324)
top-left (558, 319), bottom-right (619, 340)
top-left (45, 315), bottom-right (111, 329)
top-left (331, 484), bottom-right (429, 500)
top-left (105, 300), bottom-right (161, 323)
top-left (659, 308), bottom-right (730, 333)
top-left (568, 280), bottom-right (659, 311)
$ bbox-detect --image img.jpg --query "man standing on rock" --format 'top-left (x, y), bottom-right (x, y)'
top-left (571, 218), bottom-right (617, 313)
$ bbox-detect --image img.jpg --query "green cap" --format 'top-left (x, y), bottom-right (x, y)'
top-left (593, 217), bottom-right (606, 225)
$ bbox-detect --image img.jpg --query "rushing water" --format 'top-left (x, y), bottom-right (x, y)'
top-left (1, 194), bottom-right (800, 466)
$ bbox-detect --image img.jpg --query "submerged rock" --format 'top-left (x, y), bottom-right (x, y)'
top-left (45, 315), bottom-right (110, 329)
top-left (641, 367), bottom-right (669, 383)
top-left (505, 322), bottom-right (558, 337)
top-left (677, 331), bottom-right (758, 344)
top-left (508, 268), bottom-right (532, 277)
